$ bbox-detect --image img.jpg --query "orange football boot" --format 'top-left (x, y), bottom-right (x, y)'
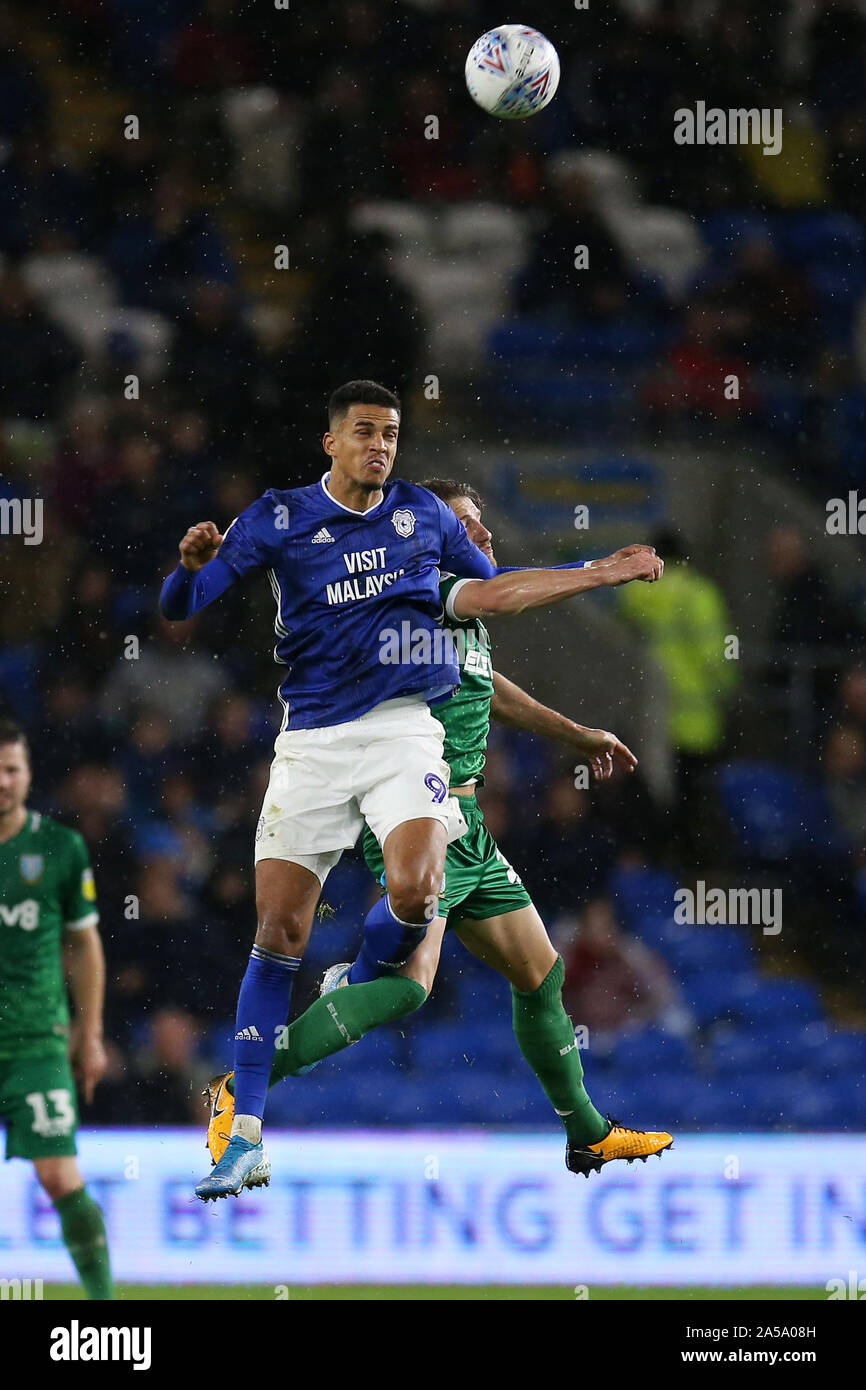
top-left (566, 1117), bottom-right (673, 1177)
top-left (203, 1072), bottom-right (234, 1165)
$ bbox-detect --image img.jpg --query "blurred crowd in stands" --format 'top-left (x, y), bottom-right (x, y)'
top-left (1, 0), bottom-right (865, 1126)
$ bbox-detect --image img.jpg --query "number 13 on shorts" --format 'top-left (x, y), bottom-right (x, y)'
top-left (25, 1088), bottom-right (75, 1137)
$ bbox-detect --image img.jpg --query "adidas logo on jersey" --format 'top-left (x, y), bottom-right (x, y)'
top-left (311, 527), bottom-right (335, 544)
top-left (234, 1025), bottom-right (264, 1041)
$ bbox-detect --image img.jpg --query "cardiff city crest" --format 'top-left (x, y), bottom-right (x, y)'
top-left (391, 508), bottom-right (416, 538)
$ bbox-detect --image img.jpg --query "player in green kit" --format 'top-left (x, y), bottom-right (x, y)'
top-left (204, 486), bottom-right (672, 1175)
top-left (0, 721), bottom-right (114, 1298)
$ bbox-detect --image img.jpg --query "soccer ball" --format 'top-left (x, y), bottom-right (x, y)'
top-left (465, 25), bottom-right (560, 120)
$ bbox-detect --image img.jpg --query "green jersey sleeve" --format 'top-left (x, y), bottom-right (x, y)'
top-left (436, 575), bottom-right (494, 787)
top-left (62, 832), bottom-right (99, 931)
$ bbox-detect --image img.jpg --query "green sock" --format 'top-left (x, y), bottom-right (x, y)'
top-left (226, 976), bottom-right (428, 1093)
top-left (512, 956), bottom-right (608, 1147)
top-left (54, 1186), bottom-right (114, 1300)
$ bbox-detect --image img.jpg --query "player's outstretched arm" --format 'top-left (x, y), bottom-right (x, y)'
top-left (494, 543), bottom-right (654, 575)
top-left (490, 671), bottom-right (638, 781)
top-left (451, 546), bottom-right (663, 619)
top-left (159, 521), bottom-right (239, 620)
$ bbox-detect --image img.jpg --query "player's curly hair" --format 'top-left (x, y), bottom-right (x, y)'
top-left (327, 380), bottom-right (401, 427)
top-left (420, 477), bottom-right (483, 511)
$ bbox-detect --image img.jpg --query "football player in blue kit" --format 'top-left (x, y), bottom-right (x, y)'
top-left (159, 380), bottom-right (661, 1199)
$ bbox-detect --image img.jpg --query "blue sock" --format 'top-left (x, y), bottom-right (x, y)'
top-left (233, 944), bottom-right (301, 1119)
top-left (348, 894), bottom-right (428, 985)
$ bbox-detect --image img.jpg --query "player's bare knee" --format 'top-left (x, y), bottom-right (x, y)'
top-left (400, 959), bottom-right (436, 994)
top-left (388, 873), bottom-right (439, 926)
top-left (40, 1176), bottom-right (79, 1202)
top-left (254, 912), bottom-right (308, 958)
top-left (34, 1162), bottom-right (82, 1203)
top-left (513, 962), bottom-right (552, 993)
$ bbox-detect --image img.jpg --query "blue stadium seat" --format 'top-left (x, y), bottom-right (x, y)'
top-left (600, 1072), bottom-right (709, 1130)
top-left (301, 917), bottom-right (365, 967)
top-left (594, 1067), bottom-right (647, 1111)
top-left (787, 1077), bottom-right (856, 1129)
top-left (685, 1085), bottom-right (746, 1130)
top-left (830, 389), bottom-right (866, 485)
top-left (629, 917), bottom-right (686, 966)
top-left (417, 1074), bottom-right (470, 1125)
top-left (0, 644), bottom-right (39, 721)
top-left (449, 1071), bottom-right (551, 1125)
top-left (758, 377), bottom-right (805, 439)
top-left (610, 1027), bottom-right (695, 1074)
top-left (408, 1023), bottom-right (471, 1071)
top-left (711, 1030), bottom-right (803, 1075)
top-left (455, 972), bottom-right (513, 1016)
top-left (730, 977), bottom-right (824, 1026)
top-left (671, 927), bottom-right (754, 976)
top-left (699, 211), bottom-right (772, 255)
top-left (774, 211), bottom-right (866, 265)
top-left (330, 1029), bottom-right (403, 1072)
top-left (610, 1071), bottom-right (703, 1128)
top-left (813, 1031), bottom-right (866, 1073)
top-left (809, 267), bottom-right (864, 347)
top-left (487, 319), bottom-right (564, 361)
top-left (379, 1081), bottom-right (452, 1125)
top-left (348, 1066), bottom-right (411, 1111)
top-left (488, 318), bottom-right (666, 368)
top-left (265, 1069), bottom-right (366, 1126)
top-left (265, 1081), bottom-right (335, 1126)
top-left (505, 372), bottom-right (629, 423)
top-left (721, 1071), bottom-right (814, 1128)
top-left (445, 940), bottom-right (496, 979)
top-left (551, 321), bottom-right (666, 365)
top-left (761, 1071), bottom-right (837, 1128)
top-left (460, 1017), bottom-right (522, 1061)
top-left (838, 1078), bottom-right (866, 1128)
top-left (717, 761), bottom-right (840, 861)
top-left (609, 866), bottom-right (681, 926)
top-left (203, 1021), bottom-right (236, 1071)
top-left (677, 970), bottom-right (755, 1026)
top-left (633, 916), bottom-right (692, 950)
top-left (741, 1020), bottom-right (828, 1055)
top-left (413, 1016), bottom-right (523, 1074)
top-left (323, 859), bottom-right (374, 917)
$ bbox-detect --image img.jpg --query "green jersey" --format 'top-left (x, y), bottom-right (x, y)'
top-left (0, 811), bottom-right (99, 1059)
top-left (436, 575), bottom-right (494, 786)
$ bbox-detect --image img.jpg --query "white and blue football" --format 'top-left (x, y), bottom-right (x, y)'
top-left (465, 24), bottom-right (560, 120)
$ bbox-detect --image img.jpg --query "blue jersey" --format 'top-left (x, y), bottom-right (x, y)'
top-left (165, 474), bottom-right (497, 731)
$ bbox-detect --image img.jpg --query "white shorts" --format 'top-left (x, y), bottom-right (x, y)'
top-left (254, 695), bottom-right (468, 885)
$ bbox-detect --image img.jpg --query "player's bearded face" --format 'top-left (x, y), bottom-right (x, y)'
top-left (0, 743), bottom-right (31, 815)
top-left (327, 405), bottom-right (400, 491)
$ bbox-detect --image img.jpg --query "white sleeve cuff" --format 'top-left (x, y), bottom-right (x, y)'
top-left (445, 578), bottom-right (475, 621)
top-left (64, 912), bottom-right (100, 931)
